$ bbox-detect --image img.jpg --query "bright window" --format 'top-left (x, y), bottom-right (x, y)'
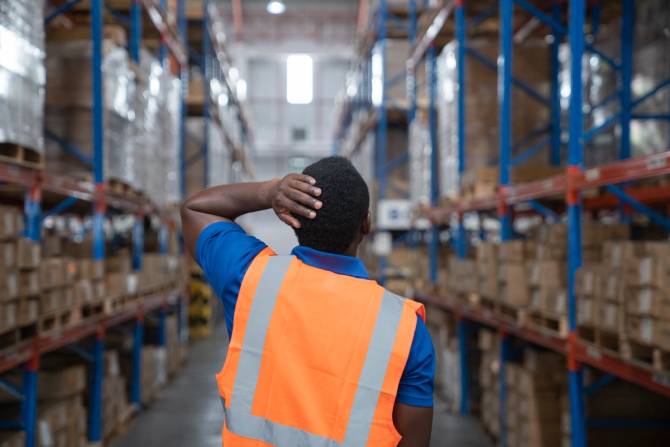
top-left (286, 54), bottom-right (313, 105)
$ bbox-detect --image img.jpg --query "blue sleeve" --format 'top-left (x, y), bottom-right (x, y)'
top-left (195, 221), bottom-right (267, 335)
top-left (396, 316), bottom-right (435, 407)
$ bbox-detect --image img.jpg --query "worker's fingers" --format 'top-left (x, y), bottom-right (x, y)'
top-left (278, 195), bottom-right (316, 219)
top-left (292, 174), bottom-right (316, 185)
top-left (290, 179), bottom-right (321, 197)
top-left (278, 212), bottom-right (301, 229)
top-left (286, 188), bottom-right (322, 210)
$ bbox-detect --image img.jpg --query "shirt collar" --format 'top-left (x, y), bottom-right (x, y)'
top-left (290, 246), bottom-right (370, 279)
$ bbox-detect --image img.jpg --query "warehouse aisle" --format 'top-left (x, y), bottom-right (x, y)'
top-left (112, 325), bottom-right (492, 447)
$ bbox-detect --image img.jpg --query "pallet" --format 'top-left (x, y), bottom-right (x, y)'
top-left (498, 303), bottom-right (527, 326)
top-left (621, 339), bottom-right (670, 373)
top-left (527, 311), bottom-right (568, 338)
top-left (0, 143), bottom-right (44, 170)
top-left (0, 323), bottom-right (37, 351)
top-left (81, 301), bottom-right (105, 319)
top-left (578, 325), bottom-right (622, 353)
top-left (107, 178), bottom-right (139, 198)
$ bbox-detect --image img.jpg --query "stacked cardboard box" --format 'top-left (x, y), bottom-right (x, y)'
top-left (141, 346), bottom-right (167, 405)
top-left (37, 365), bottom-right (87, 447)
top-left (0, 432), bottom-right (24, 447)
top-left (476, 243), bottom-right (498, 301)
top-left (478, 330), bottom-right (500, 439)
top-left (498, 241), bottom-right (534, 309)
top-left (165, 315), bottom-right (186, 376)
top-left (623, 241), bottom-right (670, 351)
top-left (102, 351), bottom-right (131, 439)
top-left (528, 224), bottom-right (568, 319)
top-left (504, 350), bottom-right (564, 447)
top-left (446, 255), bottom-right (477, 301)
top-left (38, 256), bottom-right (78, 330)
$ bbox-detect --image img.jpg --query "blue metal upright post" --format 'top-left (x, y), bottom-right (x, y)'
top-left (202, 1), bottom-right (211, 188)
top-left (159, 0), bottom-right (168, 64)
top-left (133, 214), bottom-right (144, 271)
top-left (428, 45), bottom-right (439, 284)
top-left (455, 0), bottom-right (466, 180)
top-left (619, 0), bottom-right (634, 161)
top-left (130, 0), bottom-right (142, 63)
top-left (549, 0), bottom-right (562, 166)
top-left (88, 331), bottom-right (105, 443)
top-left (455, 0), bottom-right (467, 259)
top-left (131, 316), bottom-right (144, 407)
top-left (21, 355), bottom-right (38, 447)
top-left (567, 0), bottom-right (587, 445)
top-left (158, 307), bottom-right (167, 347)
top-left (498, 0), bottom-right (513, 241)
top-left (457, 319), bottom-right (469, 414)
top-left (24, 180), bottom-right (41, 242)
top-left (91, 0), bottom-right (105, 262)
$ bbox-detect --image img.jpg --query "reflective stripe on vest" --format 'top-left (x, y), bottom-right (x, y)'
top-left (223, 255), bottom-right (406, 447)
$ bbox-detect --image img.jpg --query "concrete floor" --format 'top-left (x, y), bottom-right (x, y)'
top-left (111, 326), bottom-right (492, 447)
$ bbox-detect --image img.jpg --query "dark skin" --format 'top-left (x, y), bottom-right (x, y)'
top-left (181, 174), bottom-right (433, 447)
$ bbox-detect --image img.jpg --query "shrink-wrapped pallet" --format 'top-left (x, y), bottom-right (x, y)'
top-left (409, 110), bottom-right (432, 207)
top-left (45, 42), bottom-right (135, 184)
top-left (0, 0), bottom-right (46, 155)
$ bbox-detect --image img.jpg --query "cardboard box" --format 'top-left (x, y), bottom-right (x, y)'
top-left (17, 239), bottom-right (41, 269)
top-left (40, 258), bottom-right (66, 290)
top-left (598, 302), bottom-right (622, 333)
top-left (626, 316), bottom-right (670, 350)
top-left (38, 366), bottom-right (87, 400)
top-left (625, 287), bottom-right (670, 319)
top-left (499, 241), bottom-right (533, 263)
top-left (575, 265), bottom-right (603, 297)
top-left (39, 288), bottom-right (64, 315)
top-left (0, 272), bottom-right (18, 302)
top-left (73, 280), bottom-right (93, 304)
top-left (0, 301), bottom-right (17, 332)
top-left (0, 207), bottom-right (22, 241)
top-left (18, 271), bottom-right (40, 297)
top-left (625, 257), bottom-right (669, 288)
top-left (601, 272), bottom-right (624, 302)
top-left (582, 222), bottom-right (630, 246)
top-left (530, 261), bottom-right (567, 288)
top-left (541, 289), bottom-right (567, 317)
top-left (0, 430), bottom-right (25, 447)
top-left (0, 242), bottom-right (16, 269)
top-left (602, 241), bottom-right (644, 268)
top-left (17, 298), bottom-right (38, 325)
top-left (577, 297), bottom-right (597, 327)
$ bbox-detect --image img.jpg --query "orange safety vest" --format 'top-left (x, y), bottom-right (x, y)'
top-left (216, 248), bottom-right (426, 447)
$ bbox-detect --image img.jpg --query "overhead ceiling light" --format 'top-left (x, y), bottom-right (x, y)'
top-left (266, 0), bottom-right (286, 15)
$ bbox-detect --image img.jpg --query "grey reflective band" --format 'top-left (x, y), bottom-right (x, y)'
top-left (342, 290), bottom-right (404, 446)
top-left (225, 255), bottom-right (405, 447)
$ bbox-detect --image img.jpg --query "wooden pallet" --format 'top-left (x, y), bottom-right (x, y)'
top-left (498, 303), bottom-right (527, 327)
top-left (81, 301), bottom-right (106, 319)
top-left (0, 143), bottom-right (44, 170)
top-left (578, 325), bottom-right (622, 353)
top-left (527, 311), bottom-right (568, 338)
top-left (621, 339), bottom-right (670, 373)
top-left (0, 323), bottom-right (37, 351)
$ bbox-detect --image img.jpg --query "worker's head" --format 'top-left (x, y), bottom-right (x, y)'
top-left (295, 156), bottom-right (371, 255)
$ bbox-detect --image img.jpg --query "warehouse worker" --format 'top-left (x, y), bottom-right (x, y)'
top-left (181, 156), bottom-right (434, 447)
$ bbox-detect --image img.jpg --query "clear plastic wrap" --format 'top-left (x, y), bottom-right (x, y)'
top-left (0, 0), bottom-right (45, 153)
top-left (560, 0), bottom-right (669, 167)
top-left (409, 111), bottom-right (432, 207)
top-left (45, 42), bottom-right (135, 183)
top-left (437, 43), bottom-right (460, 199)
top-left (134, 51), bottom-right (181, 206)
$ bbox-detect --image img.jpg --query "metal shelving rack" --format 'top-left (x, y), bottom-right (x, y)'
top-left (409, 1), bottom-right (670, 447)
top-left (0, 1), bottom-right (234, 445)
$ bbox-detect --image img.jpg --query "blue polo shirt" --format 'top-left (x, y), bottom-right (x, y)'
top-left (196, 221), bottom-right (435, 407)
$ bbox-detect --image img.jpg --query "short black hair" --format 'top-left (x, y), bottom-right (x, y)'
top-left (294, 156), bottom-right (370, 254)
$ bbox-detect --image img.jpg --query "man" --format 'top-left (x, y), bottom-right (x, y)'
top-left (182, 156), bottom-right (434, 447)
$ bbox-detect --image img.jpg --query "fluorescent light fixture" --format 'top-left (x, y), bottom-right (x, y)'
top-left (267, 0), bottom-right (286, 15)
top-left (286, 54), bottom-right (313, 105)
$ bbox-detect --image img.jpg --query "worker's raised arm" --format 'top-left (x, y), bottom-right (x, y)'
top-left (394, 403), bottom-right (433, 447)
top-left (180, 174), bottom-right (322, 257)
